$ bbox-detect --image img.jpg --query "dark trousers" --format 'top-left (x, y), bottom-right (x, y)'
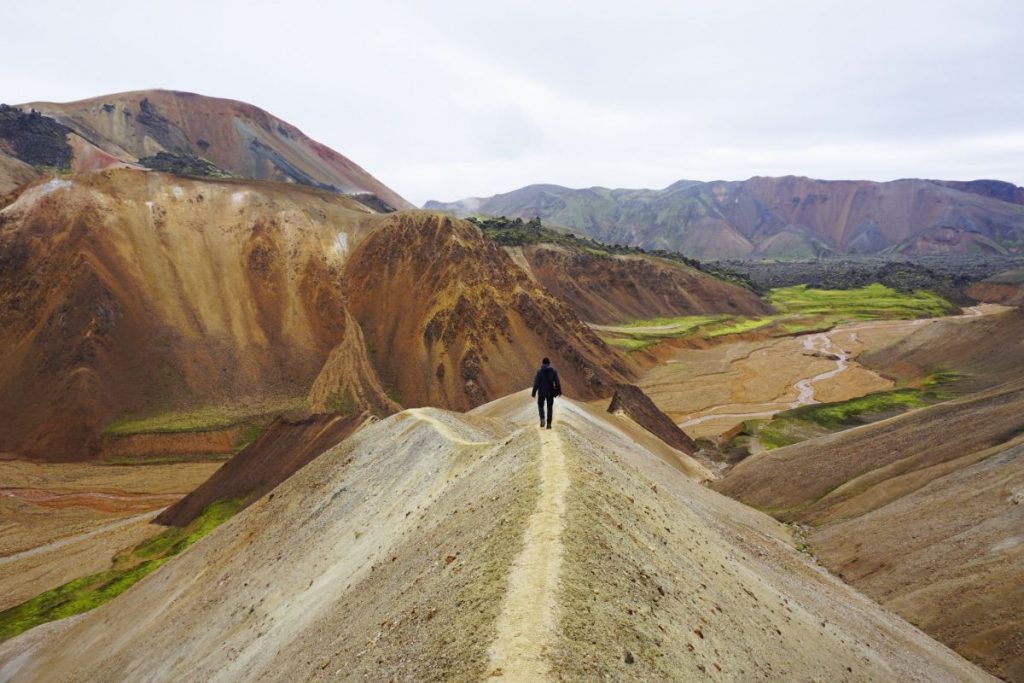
top-left (537, 395), bottom-right (554, 424)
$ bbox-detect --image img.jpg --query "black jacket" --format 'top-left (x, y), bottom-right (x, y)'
top-left (532, 365), bottom-right (562, 398)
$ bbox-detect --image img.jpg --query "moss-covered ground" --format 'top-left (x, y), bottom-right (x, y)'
top-left (729, 371), bottom-right (959, 452)
top-left (0, 499), bottom-right (241, 641)
top-left (102, 399), bottom-right (304, 439)
top-left (598, 284), bottom-right (958, 353)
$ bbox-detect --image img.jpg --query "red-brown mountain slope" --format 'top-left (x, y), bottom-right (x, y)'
top-left (0, 174), bottom-right (632, 461)
top-left (967, 268), bottom-right (1024, 307)
top-left (18, 90), bottom-right (412, 210)
top-left (341, 212), bottom-right (631, 410)
top-left (0, 169), bottom-right (385, 461)
top-left (506, 243), bottom-right (771, 323)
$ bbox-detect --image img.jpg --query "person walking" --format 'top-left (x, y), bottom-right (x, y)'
top-left (531, 357), bottom-right (561, 429)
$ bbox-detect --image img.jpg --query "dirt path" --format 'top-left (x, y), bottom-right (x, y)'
top-left (406, 408), bottom-right (492, 447)
top-left (0, 509), bottom-right (162, 567)
top-left (487, 428), bottom-right (569, 680)
top-left (0, 488), bottom-right (183, 512)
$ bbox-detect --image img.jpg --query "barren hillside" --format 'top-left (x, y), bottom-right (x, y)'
top-left (342, 212), bottom-right (630, 410)
top-left (0, 396), bottom-right (991, 682)
top-left (17, 90), bottom-right (412, 210)
top-left (0, 172), bottom-right (631, 461)
top-left (716, 378), bottom-right (1024, 680)
top-left (507, 243), bottom-right (770, 324)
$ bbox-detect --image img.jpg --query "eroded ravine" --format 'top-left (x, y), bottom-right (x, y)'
top-left (487, 428), bottom-right (569, 680)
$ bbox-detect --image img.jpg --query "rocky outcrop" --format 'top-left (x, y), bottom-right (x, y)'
top-left (607, 383), bottom-right (696, 454)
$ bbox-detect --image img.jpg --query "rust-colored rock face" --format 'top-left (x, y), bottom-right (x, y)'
top-left (607, 383), bottom-right (696, 454)
top-left (0, 170), bottom-right (379, 461)
top-left (19, 89), bottom-right (413, 210)
top-left (343, 212), bottom-right (631, 410)
top-left (511, 243), bottom-right (771, 324)
top-left (0, 176), bottom-right (636, 461)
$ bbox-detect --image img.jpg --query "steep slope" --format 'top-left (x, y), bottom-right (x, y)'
top-left (715, 379), bottom-right (1024, 680)
top-left (0, 169), bottom-right (385, 461)
top-left (341, 212), bottom-right (631, 410)
top-left (861, 307), bottom-right (1024, 393)
top-left (427, 176), bottom-right (1024, 258)
top-left (967, 268), bottom-right (1024, 306)
top-left (154, 413), bottom-right (368, 527)
top-left (0, 395), bottom-right (990, 681)
top-left (0, 175), bottom-right (630, 461)
top-left (15, 90), bottom-right (412, 209)
top-left (506, 242), bottom-right (770, 323)
top-left (0, 152), bottom-right (40, 195)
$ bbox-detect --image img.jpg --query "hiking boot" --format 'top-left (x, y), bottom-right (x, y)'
top-left (546, 422), bottom-right (552, 429)
top-left (540, 418), bottom-right (545, 428)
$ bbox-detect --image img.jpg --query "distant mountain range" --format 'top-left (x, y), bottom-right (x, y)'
top-left (426, 177), bottom-right (1024, 259)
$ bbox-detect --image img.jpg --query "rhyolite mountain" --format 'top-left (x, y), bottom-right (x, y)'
top-left (0, 171), bottom-right (632, 461)
top-left (426, 177), bottom-right (1024, 259)
top-left (3, 90), bottom-right (413, 210)
top-left (0, 92), bottom-right (765, 462)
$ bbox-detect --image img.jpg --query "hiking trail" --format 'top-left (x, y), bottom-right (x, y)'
top-left (0, 510), bottom-right (162, 567)
top-left (487, 427), bottom-right (569, 680)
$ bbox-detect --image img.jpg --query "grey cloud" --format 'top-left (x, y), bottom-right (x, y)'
top-left (2, 0), bottom-right (1022, 205)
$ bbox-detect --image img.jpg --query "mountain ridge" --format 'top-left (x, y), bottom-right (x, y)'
top-left (426, 176), bottom-right (1024, 259)
top-left (9, 89), bottom-right (413, 210)
top-left (0, 395), bottom-right (992, 681)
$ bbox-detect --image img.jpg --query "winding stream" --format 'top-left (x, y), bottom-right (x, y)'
top-left (675, 307), bottom-right (994, 434)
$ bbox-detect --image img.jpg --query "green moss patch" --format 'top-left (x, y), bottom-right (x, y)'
top-left (734, 371), bottom-right (958, 452)
top-left (0, 499), bottom-right (241, 641)
top-left (102, 399), bottom-right (305, 437)
top-left (598, 284), bottom-right (957, 353)
top-left (768, 283), bottom-right (958, 319)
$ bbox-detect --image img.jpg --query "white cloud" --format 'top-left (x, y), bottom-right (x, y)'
top-left (2, 0), bottom-right (1022, 205)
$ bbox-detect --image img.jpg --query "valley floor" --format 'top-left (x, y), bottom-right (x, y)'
top-left (639, 305), bottom-right (1005, 442)
top-left (0, 460), bottom-right (220, 610)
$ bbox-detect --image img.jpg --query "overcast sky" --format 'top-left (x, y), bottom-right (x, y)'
top-left (4, 0), bottom-right (1023, 205)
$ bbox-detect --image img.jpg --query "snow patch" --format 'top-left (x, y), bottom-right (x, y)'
top-left (991, 536), bottom-right (1021, 553)
top-left (333, 232), bottom-right (349, 255)
top-left (172, 186), bottom-right (184, 199)
top-left (39, 179), bottom-right (73, 196)
top-left (232, 191), bottom-right (248, 205)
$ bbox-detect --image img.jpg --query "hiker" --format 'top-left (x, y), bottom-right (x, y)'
top-left (531, 357), bottom-right (562, 429)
